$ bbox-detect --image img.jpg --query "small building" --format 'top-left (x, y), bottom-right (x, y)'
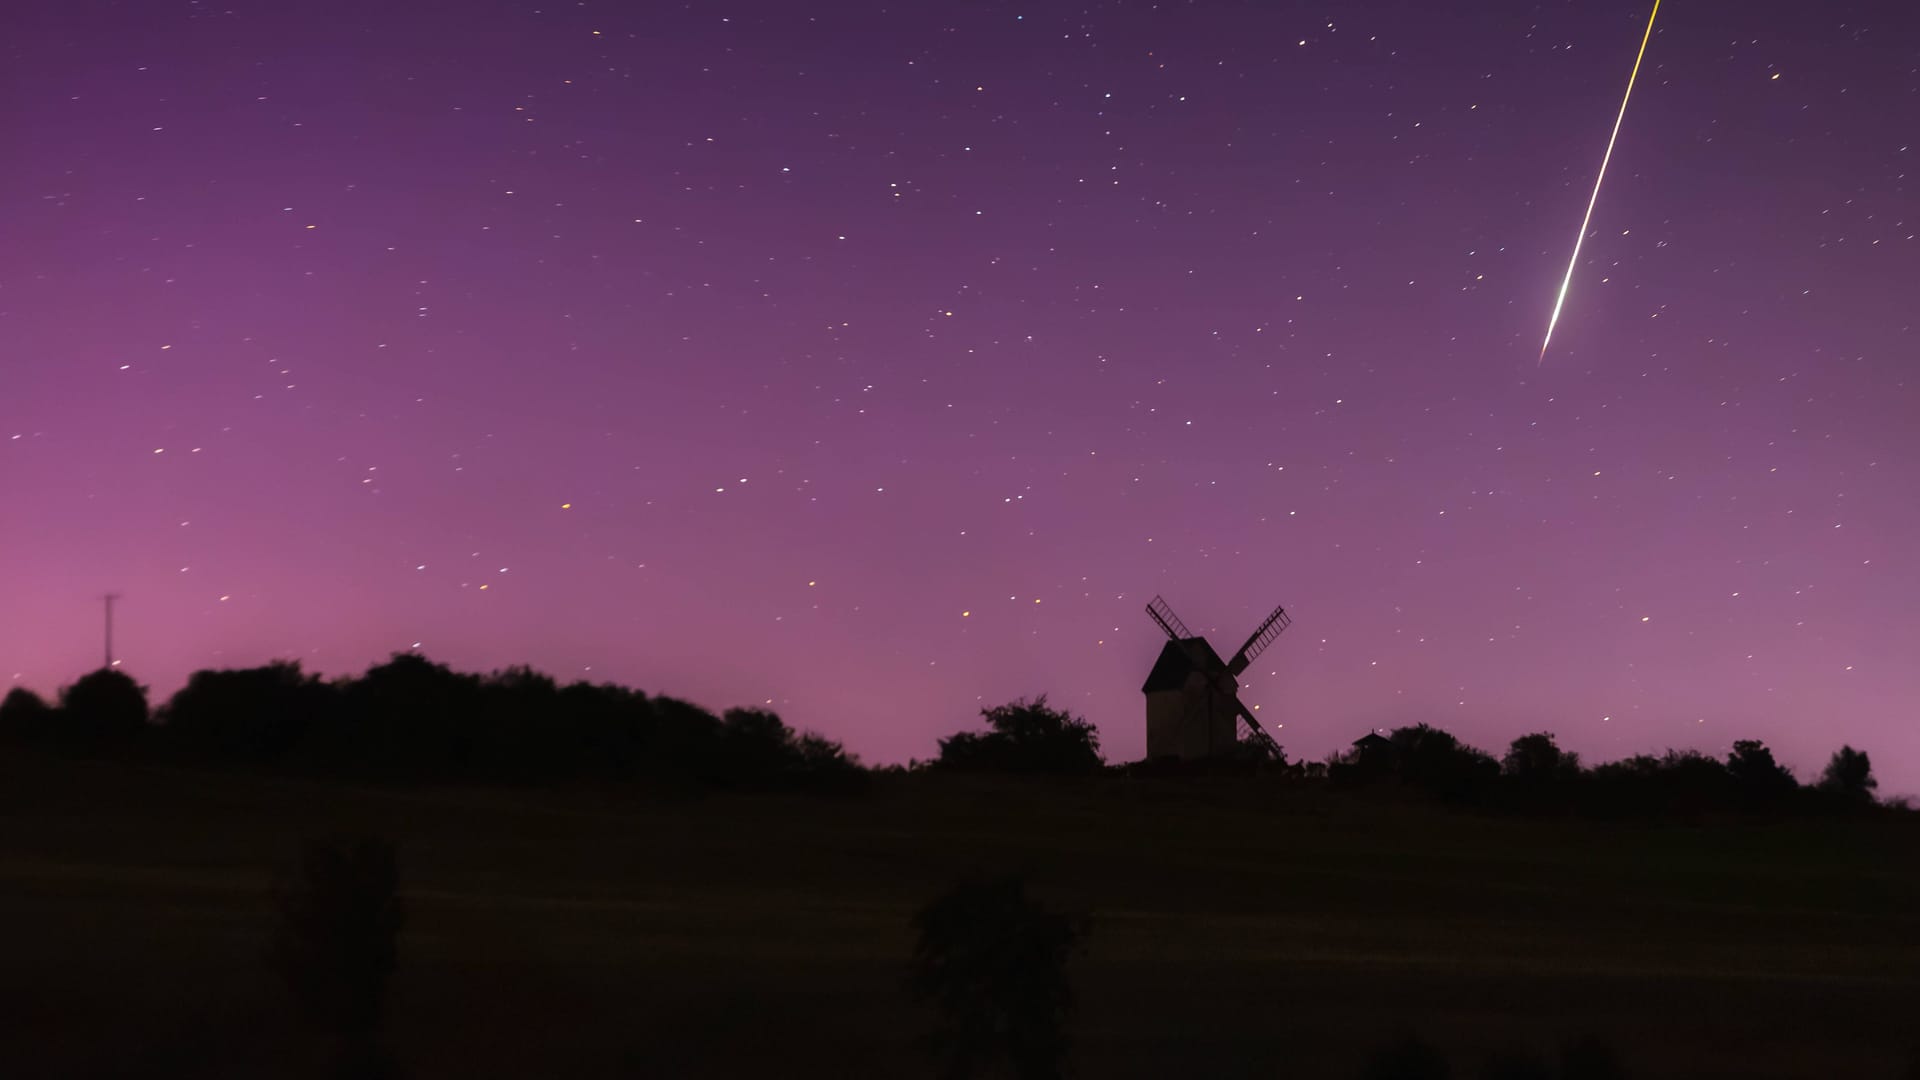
top-left (1140, 638), bottom-right (1241, 760)
top-left (1351, 732), bottom-right (1395, 768)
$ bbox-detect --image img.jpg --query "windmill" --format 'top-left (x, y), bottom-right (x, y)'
top-left (1141, 594), bottom-right (1290, 760)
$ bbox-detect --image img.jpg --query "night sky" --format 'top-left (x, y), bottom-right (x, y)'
top-left (4, 2), bottom-right (1915, 790)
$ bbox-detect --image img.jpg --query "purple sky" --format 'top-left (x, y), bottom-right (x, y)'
top-left (4, 1), bottom-right (1916, 790)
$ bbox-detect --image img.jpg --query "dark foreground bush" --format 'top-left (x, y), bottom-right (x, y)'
top-left (270, 835), bottom-right (404, 1053)
top-left (909, 874), bottom-right (1087, 1079)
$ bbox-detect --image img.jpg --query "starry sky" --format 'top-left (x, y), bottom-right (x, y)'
top-left (3, 1), bottom-right (1916, 790)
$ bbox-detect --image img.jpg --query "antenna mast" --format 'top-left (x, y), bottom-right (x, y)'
top-left (104, 593), bottom-right (121, 668)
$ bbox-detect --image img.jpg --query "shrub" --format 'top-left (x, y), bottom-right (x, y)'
top-left (1817, 745), bottom-right (1876, 806)
top-left (909, 874), bottom-right (1086, 1079)
top-left (269, 836), bottom-right (404, 1037)
top-left (934, 697), bottom-right (1103, 775)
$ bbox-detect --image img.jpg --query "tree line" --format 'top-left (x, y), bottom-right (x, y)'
top-left (1322, 722), bottom-right (1884, 818)
top-left (0, 657), bottom-right (862, 791)
top-left (0, 661), bottom-right (1895, 817)
top-left (924, 698), bottom-right (1891, 819)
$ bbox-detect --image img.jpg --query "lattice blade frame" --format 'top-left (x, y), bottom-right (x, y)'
top-left (1227, 601), bottom-right (1291, 675)
top-left (1145, 595), bottom-right (1192, 642)
top-left (1232, 701), bottom-right (1284, 760)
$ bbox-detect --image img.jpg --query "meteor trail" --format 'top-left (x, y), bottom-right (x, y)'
top-left (1539, 0), bottom-right (1661, 364)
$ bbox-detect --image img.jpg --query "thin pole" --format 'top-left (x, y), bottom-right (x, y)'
top-left (104, 594), bottom-right (119, 668)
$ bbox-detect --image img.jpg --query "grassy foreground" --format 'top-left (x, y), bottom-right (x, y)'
top-left (0, 751), bottom-right (1916, 1078)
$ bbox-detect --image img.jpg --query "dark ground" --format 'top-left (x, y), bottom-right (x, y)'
top-left (1, 751), bottom-right (1915, 1078)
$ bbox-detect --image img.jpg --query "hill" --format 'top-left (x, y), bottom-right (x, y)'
top-left (0, 751), bottom-right (1915, 1078)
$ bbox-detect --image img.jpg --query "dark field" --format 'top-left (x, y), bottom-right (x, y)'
top-left (2, 752), bottom-right (1916, 1078)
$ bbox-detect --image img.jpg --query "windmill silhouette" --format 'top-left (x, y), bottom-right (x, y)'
top-left (1141, 595), bottom-right (1289, 760)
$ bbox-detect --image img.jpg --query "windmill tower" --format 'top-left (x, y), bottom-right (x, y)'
top-left (1141, 595), bottom-right (1290, 760)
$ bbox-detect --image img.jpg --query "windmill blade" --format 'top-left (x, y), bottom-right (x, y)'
top-left (1206, 670), bottom-right (1283, 760)
top-left (1226, 601), bottom-right (1291, 675)
top-left (1144, 595), bottom-right (1193, 643)
top-left (1229, 697), bottom-right (1284, 761)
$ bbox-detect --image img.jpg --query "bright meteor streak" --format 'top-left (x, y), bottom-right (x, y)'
top-left (1539, 0), bottom-right (1661, 364)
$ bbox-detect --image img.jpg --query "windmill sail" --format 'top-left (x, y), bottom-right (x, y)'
top-left (1227, 602), bottom-right (1291, 676)
top-left (1145, 595), bottom-right (1193, 642)
top-left (1143, 593), bottom-right (1291, 762)
top-left (1231, 702), bottom-right (1284, 760)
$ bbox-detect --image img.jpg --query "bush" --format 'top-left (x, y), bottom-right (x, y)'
top-left (1387, 724), bottom-right (1499, 801)
top-left (1502, 732), bottom-right (1580, 782)
top-left (934, 697), bottom-right (1103, 775)
top-left (1726, 739), bottom-right (1797, 805)
top-left (909, 874), bottom-right (1086, 1079)
top-left (1817, 745), bottom-right (1876, 806)
top-left (270, 836), bottom-right (404, 1037)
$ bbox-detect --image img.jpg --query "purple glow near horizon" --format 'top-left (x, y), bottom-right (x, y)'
top-left (3, 2), bottom-right (1916, 790)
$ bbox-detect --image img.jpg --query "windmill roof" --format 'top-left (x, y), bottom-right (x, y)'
top-left (1141, 638), bottom-right (1230, 693)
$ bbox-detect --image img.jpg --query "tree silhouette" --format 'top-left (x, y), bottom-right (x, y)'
top-left (908, 874), bottom-right (1086, 1079)
top-left (270, 835), bottom-right (404, 1075)
top-left (57, 668), bottom-right (149, 749)
top-left (162, 661), bottom-right (335, 763)
top-left (719, 707), bottom-right (803, 782)
top-left (1816, 745), bottom-right (1876, 805)
top-left (1726, 739), bottom-right (1796, 804)
top-left (705, 707), bottom-right (863, 789)
top-left (1585, 749), bottom-right (1731, 817)
top-left (466, 664), bottom-right (566, 780)
top-left (19, 646), bottom-right (1892, 828)
top-left (336, 653), bottom-right (481, 777)
top-left (1387, 723), bottom-right (1499, 800)
top-left (789, 730), bottom-right (868, 793)
top-left (935, 697), bottom-right (1103, 775)
top-left (129, 652), bottom-right (870, 791)
top-left (0, 687), bottom-right (55, 743)
top-left (643, 693), bottom-right (727, 779)
top-left (553, 678), bottom-right (653, 778)
top-left (1502, 732), bottom-right (1580, 781)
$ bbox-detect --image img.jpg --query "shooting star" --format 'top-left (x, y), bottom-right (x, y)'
top-left (1539, 0), bottom-right (1661, 364)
